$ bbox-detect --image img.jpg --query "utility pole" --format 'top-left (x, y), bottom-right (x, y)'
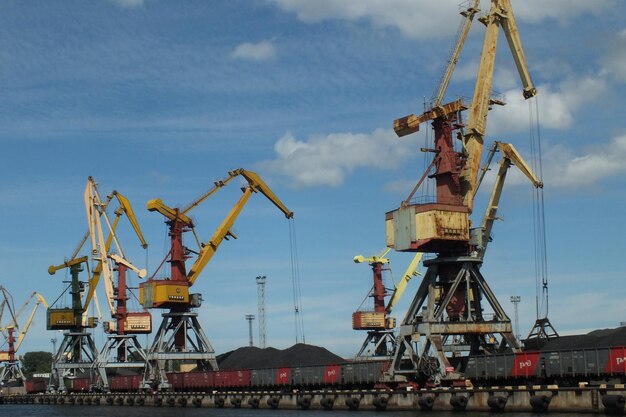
top-left (245, 315), bottom-right (255, 347)
top-left (510, 295), bottom-right (521, 341)
top-left (256, 276), bottom-right (267, 348)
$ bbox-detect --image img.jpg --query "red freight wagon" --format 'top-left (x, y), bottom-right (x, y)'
top-left (184, 371), bottom-right (215, 390)
top-left (25, 379), bottom-right (47, 393)
top-left (167, 372), bottom-right (185, 391)
top-left (110, 375), bottom-right (131, 391)
top-left (324, 365), bottom-right (341, 385)
top-left (214, 370), bottom-right (251, 388)
top-left (69, 377), bottom-right (91, 392)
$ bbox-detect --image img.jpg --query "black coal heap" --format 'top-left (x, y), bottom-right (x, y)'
top-left (217, 343), bottom-right (345, 370)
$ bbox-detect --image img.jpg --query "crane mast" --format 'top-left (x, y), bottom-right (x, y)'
top-left (141, 168), bottom-right (292, 391)
top-left (83, 177), bottom-right (151, 392)
top-left (0, 289), bottom-right (48, 385)
top-left (352, 251), bottom-right (422, 360)
top-left (47, 178), bottom-right (149, 393)
top-left (386, 0), bottom-right (538, 384)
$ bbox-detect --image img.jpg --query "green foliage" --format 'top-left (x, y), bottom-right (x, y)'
top-left (21, 351), bottom-right (53, 377)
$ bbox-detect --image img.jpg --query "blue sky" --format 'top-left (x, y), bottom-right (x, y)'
top-left (1, 0), bottom-right (625, 359)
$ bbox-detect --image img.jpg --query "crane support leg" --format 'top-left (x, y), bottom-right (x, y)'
top-left (142, 311), bottom-right (217, 391)
top-left (388, 256), bottom-right (519, 383)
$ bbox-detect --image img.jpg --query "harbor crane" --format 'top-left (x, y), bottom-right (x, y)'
top-left (140, 168), bottom-right (293, 391)
top-left (352, 250), bottom-right (422, 360)
top-left (386, 0), bottom-right (540, 384)
top-left (47, 178), bottom-right (148, 393)
top-left (0, 287), bottom-right (48, 385)
top-left (83, 177), bottom-right (151, 392)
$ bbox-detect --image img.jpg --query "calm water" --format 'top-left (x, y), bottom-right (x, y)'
top-left (0, 405), bottom-right (581, 417)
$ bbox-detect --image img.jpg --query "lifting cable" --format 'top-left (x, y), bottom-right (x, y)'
top-left (288, 218), bottom-right (305, 344)
top-left (528, 96), bottom-right (550, 320)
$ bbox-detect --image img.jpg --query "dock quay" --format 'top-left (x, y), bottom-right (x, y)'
top-left (2, 385), bottom-right (626, 413)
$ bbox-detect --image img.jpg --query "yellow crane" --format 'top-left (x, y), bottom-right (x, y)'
top-left (0, 288), bottom-right (48, 384)
top-left (386, 0), bottom-right (538, 384)
top-left (82, 177), bottom-right (151, 392)
top-left (352, 251), bottom-right (422, 359)
top-left (141, 168), bottom-right (293, 391)
top-left (47, 178), bottom-right (148, 394)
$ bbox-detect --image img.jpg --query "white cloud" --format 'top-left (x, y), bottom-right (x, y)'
top-left (514, 0), bottom-right (616, 24)
top-left (481, 134), bottom-right (626, 191)
top-left (601, 28), bottom-right (626, 82)
top-left (268, 0), bottom-right (615, 39)
top-left (488, 75), bottom-right (607, 135)
top-left (261, 129), bottom-right (415, 188)
top-left (108, 0), bottom-right (144, 8)
top-left (267, 0), bottom-right (457, 39)
top-left (541, 135), bottom-right (626, 188)
top-left (232, 40), bottom-right (276, 61)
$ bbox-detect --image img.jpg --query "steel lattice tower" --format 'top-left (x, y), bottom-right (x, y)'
top-left (256, 276), bottom-right (267, 348)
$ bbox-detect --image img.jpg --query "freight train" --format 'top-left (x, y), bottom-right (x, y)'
top-left (464, 346), bottom-right (626, 386)
top-left (25, 360), bottom-right (390, 394)
top-left (23, 346), bottom-right (626, 394)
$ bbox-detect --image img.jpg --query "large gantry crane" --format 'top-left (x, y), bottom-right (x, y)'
top-left (386, 0), bottom-right (539, 384)
top-left (352, 250), bottom-right (422, 360)
top-left (82, 177), bottom-right (150, 392)
top-left (140, 168), bottom-right (293, 391)
top-left (0, 287), bottom-right (48, 385)
top-left (47, 178), bottom-right (148, 393)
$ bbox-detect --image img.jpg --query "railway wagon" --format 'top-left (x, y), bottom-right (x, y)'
top-left (342, 360), bottom-right (390, 387)
top-left (183, 369), bottom-right (214, 390)
top-left (109, 375), bottom-right (142, 392)
top-left (465, 346), bottom-right (626, 384)
top-left (213, 369), bottom-right (251, 388)
top-left (24, 378), bottom-right (47, 394)
top-left (291, 364), bottom-right (341, 387)
top-left (251, 367), bottom-right (291, 387)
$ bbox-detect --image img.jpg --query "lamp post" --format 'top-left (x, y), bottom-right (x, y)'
top-left (510, 295), bottom-right (521, 341)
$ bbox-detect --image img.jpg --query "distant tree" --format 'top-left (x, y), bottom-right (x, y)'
top-left (21, 351), bottom-right (53, 377)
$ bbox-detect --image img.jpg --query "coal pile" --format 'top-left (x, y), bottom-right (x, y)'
top-left (525, 326), bottom-right (626, 351)
top-left (217, 343), bottom-right (345, 370)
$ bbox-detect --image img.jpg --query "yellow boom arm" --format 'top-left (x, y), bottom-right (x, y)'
top-left (386, 253), bottom-right (422, 314)
top-left (476, 141), bottom-right (542, 258)
top-left (460, 0), bottom-right (537, 210)
top-left (186, 170), bottom-right (293, 286)
top-left (15, 293), bottom-right (48, 353)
